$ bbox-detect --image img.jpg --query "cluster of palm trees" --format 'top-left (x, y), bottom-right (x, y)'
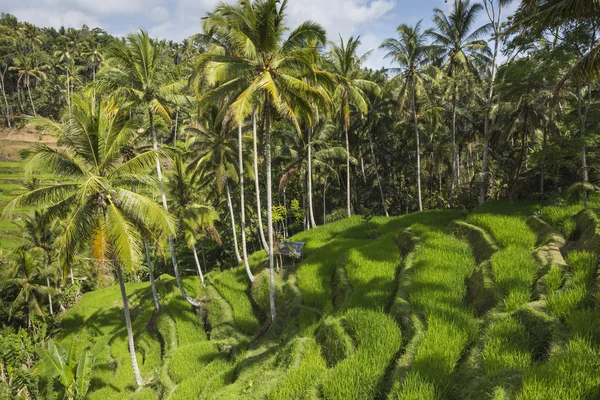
top-left (1, 0), bottom-right (599, 389)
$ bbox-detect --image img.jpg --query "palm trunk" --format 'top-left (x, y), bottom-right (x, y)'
top-left (226, 184), bottom-right (242, 264)
top-left (0, 67), bottom-right (11, 128)
top-left (449, 83), bottom-right (457, 198)
top-left (480, 2), bottom-right (502, 204)
top-left (368, 131), bottom-right (388, 217)
top-left (577, 85), bottom-right (592, 208)
top-left (151, 111), bottom-right (200, 307)
top-left (66, 66), bottom-right (71, 115)
top-left (27, 83), bottom-right (36, 116)
top-left (115, 259), bottom-right (143, 387)
top-left (238, 122), bottom-right (254, 282)
top-left (265, 107), bottom-right (276, 321)
top-left (252, 111), bottom-right (268, 249)
top-left (412, 79), bottom-right (423, 212)
top-left (173, 109), bottom-right (179, 143)
top-left (144, 239), bottom-right (160, 312)
top-left (344, 118), bottom-right (352, 217)
top-left (191, 245), bottom-right (206, 287)
top-left (200, 241), bottom-right (207, 274)
top-left (307, 126), bottom-right (318, 227)
top-left (70, 266), bottom-right (75, 285)
top-left (46, 277), bottom-right (53, 316)
top-left (323, 179), bottom-right (328, 223)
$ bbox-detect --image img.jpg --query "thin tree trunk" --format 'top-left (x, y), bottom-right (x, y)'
top-left (252, 111), bottom-right (268, 249)
top-left (144, 239), bottom-right (160, 312)
top-left (307, 126), bottom-right (317, 227)
top-left (450, 83), bottom-right (457, 198)
top-left (0, 67), bottom-right (11, 128)
top-left (323, 180), bottom-right (328, 223)
top-left (173, 109), bottom-right (179, 143)
top-left (200, 241), bottom-right (207, 274)
top-left (238, 122), bottom-right (254, 282)
top-left (191, 245), bottom-right (205, 287)
top-left (27, 83), bottom-right (36, 116)
top-left (70, 266), bottom-right (75, 285)
top-left (115, 259), bottom-right (143, 387)
top-left (344, 118), bottom-right (352, 217)
top-left (577, 85), bottom-right (592, 208)
top-left (66, 65), bottom-right (71, 115)
top-left (226, 184), bottom-right (242, 264)
top-left (265, 107), bottom-right (276, 321)
top-left (412, 79), bottom-right (423, 212)
top-left (480, 0), bottom-right (503, 204)
top-left (368, 131), bottom-right (388, 217)
top-left (46, 277), bottom-right (53, 316)
top-left (151, 111), bottom-right (200, 307)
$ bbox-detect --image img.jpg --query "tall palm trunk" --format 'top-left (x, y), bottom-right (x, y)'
top-left (115, 259), bottom-right (143, 387)
top-left (144, 240), bottom-right (160, 312)
top-left (0, 67), bottom-right (11, 128)
top-left (150, 111), bottom-right (200, 307)
top-left (449, 83), bottom-right (457, 198)
top-left (323, 179), bottom-right (328, 223)
top-left (66, 65), bottom-right (71, 115)
top-left (238, 122), bottom-right (254, 282)
top-left (480, 1), bottom-right (502, 204)
top-left (191, 245), bottom-right (205, 286)
top-left (577, 85), bottom-right (591, 208)
top-left (265, 108), bottom-right (276, 321)
top-left (368, 131), bottom-right (388, 217)
top-left (200, 241), bottom-right (207, 274)
top-left (307, 126), bottom-right (317, 227)
top-left (46, 277), bottom-right (53, 316)
top-left (27, 83), bottom-right (36, 116)
top-left (226, 184), bottom-right (242, 264)
top-left (412, 78), bottom-right (423, 212)
top-left (344, 117), bottom-right (351, 217)
top-left (252, 111), bottom-right (268, 249)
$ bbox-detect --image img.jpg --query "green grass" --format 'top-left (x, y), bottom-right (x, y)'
top-left (168, 341), bottom-right (219, 383)
top-left (540, 204), bottom-right (584, 238)
top-left (490, 247), bottom-right (540, 311)
top-left (481, 314), bottom-right (531, 379)
top-left (321, 308), bottom-right (402, 400)
top-left (390, 226), bottom-right (479, 399)
top-left (517, 338), bottom-right (600, 400)
top-left (468, 214), bottom-right (537, 250)
top-left (211, 266), bottom-right (259, 335)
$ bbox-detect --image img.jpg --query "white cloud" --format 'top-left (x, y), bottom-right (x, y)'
top-left (287, 0), bottom-right (396, 39)
top-left (66, 0), bottom-right (145, 15)
top-left (8, 7), bottom-right (101, 29)
top-left (148, 6), bottom-right (170, 23)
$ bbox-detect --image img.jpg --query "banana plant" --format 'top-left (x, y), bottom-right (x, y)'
top-left (37, 339), bottom-right (93, 400)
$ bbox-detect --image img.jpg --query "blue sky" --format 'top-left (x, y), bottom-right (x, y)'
top-left (0, 0), bottom-right (520, 68)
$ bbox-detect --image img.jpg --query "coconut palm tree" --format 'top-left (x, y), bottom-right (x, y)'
top-left (325, 36), bottom-right (379, 217)
top-left (381, 21), bottom-right (436, 211)
top-left (100, 30), bottom-right (198, 306)
top-left (168, 154), bottom-right (220, 287)
top-left (10, 55), bottom-right (47, 116)
top-left (2, 93), bottom-right (174, 388)
top-left (187, 105), bottom-right (244, 267)
top-left (54, 43), bottom-right (72, 114)
top-left (430, 0), bottom-right (491, 196)
top-left (197, 0), bottom-right (327, 320)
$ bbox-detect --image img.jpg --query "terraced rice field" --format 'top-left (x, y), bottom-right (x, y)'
top-left (44, 201), bottom-right (600, 399)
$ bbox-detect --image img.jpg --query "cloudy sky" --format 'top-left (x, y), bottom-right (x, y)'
top-left (0, 0), bottom-right (520, 68)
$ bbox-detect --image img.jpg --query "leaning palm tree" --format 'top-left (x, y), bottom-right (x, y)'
top-left (430, 0), bottom-right (491, 196)
top-left (1, 94), bottom-right (174, 388)
top-left (197, 0), bottom-right (327, 320)
top-left (325, 36), bottom-right (379, 217)
top-left (100, 30), bottom-right (198, 306)
top-left (381, 21), bottom-right (435, 211)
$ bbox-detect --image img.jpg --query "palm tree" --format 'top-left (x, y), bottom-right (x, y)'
top-left (54, 44), bottom-right (72, 114)
top-left (168, 154), bottom-right (220, 287)
top-left (381, 21), bottom-right (435, 211)
top-left (198, 0), bottom-right (327, 320)
top-left (19, 23), bottom-right (42, 53)
top-left (326, 36), bottom-right (379, 216)
top-left (2, 94), bottom-right (174, 388)
top-left (10, 55), bottom-right (47, 116)
top-left (430, 0), bottom-right (491, 196)
top-left (186, 106), bottom-right (244, 267)
top-left (1, 249), bottom-right (51, 328)
top-left (100, 30), bottom-right (198, 306)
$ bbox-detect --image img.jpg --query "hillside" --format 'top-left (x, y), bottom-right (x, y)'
top-left (45, 201), bottom-right (600, 400)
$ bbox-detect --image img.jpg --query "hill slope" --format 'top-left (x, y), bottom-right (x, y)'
top-left (45, 202), bottom-right (600, 399)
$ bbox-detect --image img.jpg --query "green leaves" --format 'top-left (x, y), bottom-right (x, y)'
top-left (37, 340), bottom-right (93, 399)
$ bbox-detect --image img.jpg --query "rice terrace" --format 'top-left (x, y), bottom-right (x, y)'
top-left (0, 0), bottom-right (599, 399)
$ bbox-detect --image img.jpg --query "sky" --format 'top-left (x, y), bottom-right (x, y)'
top-left (0, 0), bottom-right (521, 69)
